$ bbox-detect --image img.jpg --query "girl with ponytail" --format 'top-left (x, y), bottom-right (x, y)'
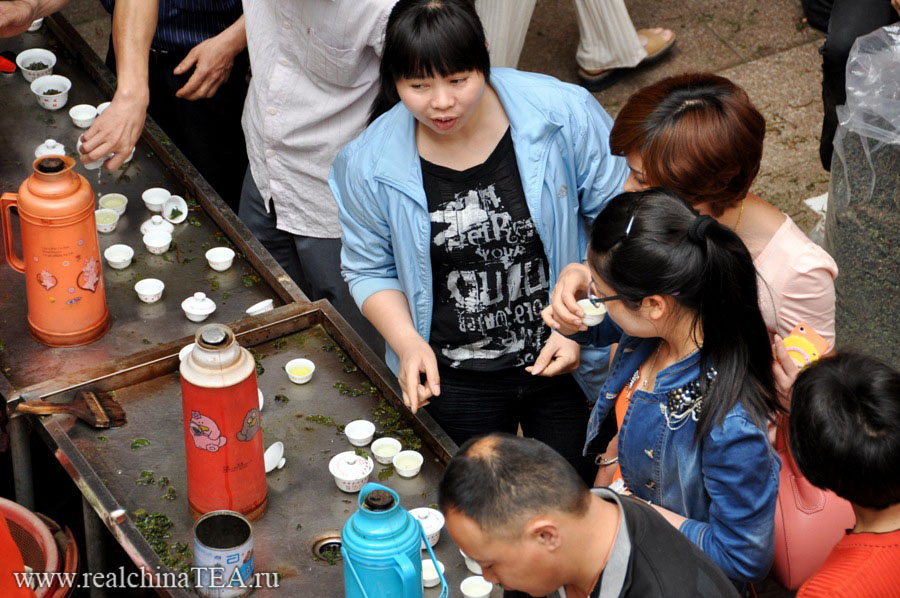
top-left (544, 188), bottom-right (782, 585)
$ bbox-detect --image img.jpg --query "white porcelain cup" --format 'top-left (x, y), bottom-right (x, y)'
top-left (30, 75), bottom-right (71, 111)
top-left (15, 48), bottom-right (55, 81)
top-left (103, 244), bottom-right (134, 269)
top-left (141, 187), bottom-right (171, 213)
top-left (460, 576), bottom-right (493, 598)
top-left (134, 278), bottom-right (164, 303)
top-left (576, 299), bottom-right (608, 326)
top-left (392, 450), bottom-right (424, 478)
top-left (205, 247), bottom-right (235, 272)
top-left (68, 104), bottom-right (98, 128)
top-left (143, 231), bottom-right (172, 255)
top-left (98, 193), bottom-right (128, 216)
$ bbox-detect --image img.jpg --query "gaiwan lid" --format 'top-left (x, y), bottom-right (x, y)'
top-left (409, 507), bottom-right (444, 535)
top-left (182, 292), bottom-right (216, 316)
top-left (35, 139), bottom-right (65, 158)
top-left (330, 451), bottom-right (373, 480)
top-left (141, 215), bottom-right (175, 236)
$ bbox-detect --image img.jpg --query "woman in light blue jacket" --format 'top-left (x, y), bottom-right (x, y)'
top-left (329, 0), bottom-right (627, 480)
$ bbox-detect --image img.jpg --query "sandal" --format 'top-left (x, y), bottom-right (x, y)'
top-left (578, 27), bottom-right (676, 92)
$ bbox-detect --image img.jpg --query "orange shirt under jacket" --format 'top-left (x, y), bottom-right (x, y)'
top-left (797, 528), bottom-right (900, 598)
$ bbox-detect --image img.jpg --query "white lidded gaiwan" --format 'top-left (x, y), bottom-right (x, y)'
top-left (409, 507), bottom-right (444, 549)
top-left (141, 214), bottom-right (175, 236)
top-left (182, 292), bottom-right (216, 323)
top-left (34, 139), bottom-right (65, 159)
top-left (328, 451), bottom-right (373, 493)
top-left (30, 74), bottom-right (71, 110)
top-left (16, 48), bottom-right (55, 82)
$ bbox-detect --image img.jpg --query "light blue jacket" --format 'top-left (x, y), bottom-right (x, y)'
top-left (329, 68), bottom-right (628, 397)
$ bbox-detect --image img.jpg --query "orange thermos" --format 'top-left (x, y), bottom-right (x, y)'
top-left (1, 156), bottom-right (109, 347)
top-left (180, 324), bottom-right (268, 521)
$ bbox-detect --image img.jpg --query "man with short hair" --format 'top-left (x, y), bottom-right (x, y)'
top-left (440, 433), bottom-right (739, 598)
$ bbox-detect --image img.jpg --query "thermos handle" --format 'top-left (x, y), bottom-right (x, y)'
top-left (1, 193), bottom-right (25, 273)
top-left (393, 551), bottom-right (419, 598)
top-left (341, 546), bottom-right (371, 598)
top-left (421, 526), bottom-right (450, 598)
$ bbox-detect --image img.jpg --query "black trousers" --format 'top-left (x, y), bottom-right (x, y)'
top-left (105, 41), bottom-right (249, 212)
top-left (801, 0), bottom-right (898, 171)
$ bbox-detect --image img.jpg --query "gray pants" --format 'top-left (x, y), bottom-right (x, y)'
top-left (238, 167), bottom-right (384, 356)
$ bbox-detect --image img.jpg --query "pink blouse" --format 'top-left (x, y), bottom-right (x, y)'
top-left (754, 215), bottom-right (838, 349)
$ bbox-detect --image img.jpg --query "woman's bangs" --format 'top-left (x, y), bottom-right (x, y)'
top-left (387, 16), bottom-right (487, 80)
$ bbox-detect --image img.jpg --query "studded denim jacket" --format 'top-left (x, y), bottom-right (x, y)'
top-left (574, 317), bottom-right (780, 583)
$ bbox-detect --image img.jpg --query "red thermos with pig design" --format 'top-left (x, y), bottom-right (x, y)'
top-left (180, 324), bottom-right (267, 521)
top-left (1, 156), bottom-right (109, 346)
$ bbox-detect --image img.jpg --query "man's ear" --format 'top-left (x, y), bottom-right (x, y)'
top-left (526, 517), bottom-right (561, 551)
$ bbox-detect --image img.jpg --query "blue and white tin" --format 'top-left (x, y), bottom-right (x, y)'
top-left (193, 510), bottom-right (255, 598)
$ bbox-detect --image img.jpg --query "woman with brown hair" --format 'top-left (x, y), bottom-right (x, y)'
top-left (551, 72), bottom-right (837, 356)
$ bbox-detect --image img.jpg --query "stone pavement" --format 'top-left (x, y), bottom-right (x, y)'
top-left (57, 2), bottom-right (817, 594)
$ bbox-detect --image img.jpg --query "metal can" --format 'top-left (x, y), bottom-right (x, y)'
top-left (193, 510), bottom-right (255, 598)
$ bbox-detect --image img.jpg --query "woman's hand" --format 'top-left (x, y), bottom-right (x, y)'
top-left (771, 334), bottom-right (799, 410)
top-left (544, 263), bottom-right (593, 333)
top-left (526, 331), bottom-right (580, 376)
top-left (395, 335), bottom-right (440, 414)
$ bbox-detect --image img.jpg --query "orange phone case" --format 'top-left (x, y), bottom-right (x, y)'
top-left (782, 323), bottom-right (829, 367)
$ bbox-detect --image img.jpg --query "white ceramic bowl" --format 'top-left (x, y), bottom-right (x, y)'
top-left (285, 358), bottom-right (315, 384)
top-left (68, 104), bottom-right (97, 128)
top-left (95, 208), bottom-right (119, 233)
top-left (141, 187), bottom-right (170, 213)
top-left (134, 278), bottom-right (164, 304)
top-left (143, 231), bottom-right (172, 255)
top-left (576, 299), bottom-right (608, 326)
top-left (460, 549), bottom-right (482, 575)
top-left (205, 247), bottom-right (235, 272)
top-left (410, 507), bottom-right (444, 549)
top-left (96, 101), bottom-right (111, 114)
top-left (30, 75), bottom-right (71, 111)
top-left (76, 134), bottom-right (110, 170)
top-left (328, 451), bottom-right (374, 493)
top-left (163, 195), bottom-right (188, 224)
top-left (392, 450), bottom-right (424, 478)
top-left (98, 193), bottom-right (128, 215)
top-left (103, 244), bottom-right (134, 269)
top-left (16, 48), bottom-right (55, 81)
top-left (371, 437), bottom-right (402, 465)
top-left (344, 419), bottom-right (376, 447)
top-left (264, 441), bottom-right (285, 473)
top-left (422, 559), bottom-right (445, 588)
top-left (245, 299), bottom-right (274, 317)
top-left (460, 576), bottom-right (492, 598)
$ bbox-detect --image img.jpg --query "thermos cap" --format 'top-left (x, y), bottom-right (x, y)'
top-left (199, 325), bottom-right (228, 346)
top-left (364, 490), bottom-right (395, 511)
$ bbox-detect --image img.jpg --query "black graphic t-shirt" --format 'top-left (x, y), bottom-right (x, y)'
top-left (421, 128), bottom-right (550, 371)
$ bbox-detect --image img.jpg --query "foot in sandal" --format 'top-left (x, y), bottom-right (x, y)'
top-left (578, 27), bottom-right (676, 91)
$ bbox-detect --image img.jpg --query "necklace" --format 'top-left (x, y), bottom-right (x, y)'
top-left (641, 343), bottom-right (663, 390)
top-left (733, 199), bottom-right (745, 232)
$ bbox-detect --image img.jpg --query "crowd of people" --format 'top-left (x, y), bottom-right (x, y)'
top-left (2, 0), bottom-right (898, 596)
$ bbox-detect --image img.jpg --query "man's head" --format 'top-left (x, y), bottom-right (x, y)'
top-left (790, 353), bottom-right (900, 510)
top-left (438, 434), bottom-right (592, 596)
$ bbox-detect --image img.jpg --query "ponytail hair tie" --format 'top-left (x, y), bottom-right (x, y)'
top-left (688, 215), bottom-right (716, 243)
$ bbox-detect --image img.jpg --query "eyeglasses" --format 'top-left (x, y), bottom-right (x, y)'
top-left (588, 280), bottom-right (623, 309)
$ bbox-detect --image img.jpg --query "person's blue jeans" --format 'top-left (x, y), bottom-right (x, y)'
top-left (238, 167), bottom-right (383, 355)
top-left (425, 364), bottom-right (599, 485)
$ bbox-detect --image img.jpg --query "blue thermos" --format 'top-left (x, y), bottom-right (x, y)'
top-left (342, 483), bottom-right (448, 598)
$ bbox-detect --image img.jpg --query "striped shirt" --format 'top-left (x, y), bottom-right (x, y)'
top-left (101, 0), bottom-right (243, 53)
top-left (241, 0), bottom-right (397, 238)
top-left (797, 529), bottom-right (900, 597)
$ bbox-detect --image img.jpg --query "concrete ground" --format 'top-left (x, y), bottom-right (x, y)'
top-left (55, 2), bottom-right (817, 595)
top-left (60, 0), bottom-right (829, 233)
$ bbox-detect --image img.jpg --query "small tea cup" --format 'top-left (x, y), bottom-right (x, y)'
top-left (98, 193), bottom-right (128, 215)
top-left (460, 576), bottom-right (492, 598)
top-left (141, 188), bottom-right (170, 213)
top-left (264, 441), bottom-right (285, 473)
top-left (96, 101), bottom-right (111, 114)
top-left (95, 208), bottom-right (120, 233)
top-left (576, 299), bottom-right (608, 327)
top-left (163, 195), bottom-right (188, 224)
top-left (344, 419), bottom-right (375, 447)
top-left (76, 134), bottom-right (111, 170)
top-left (103, 244), bottom-right (134, 269)
top-left (205, 247), bottom-right (235, 272)
top-left (245, 299), bottom-right (274, 316)
top-left (371, 437), bottom-right (401, 465)
top-left (134, 278), bottom-right (164, 304)
top-left (30, 75), bottom-right (71, 111)
top-left (27, 18), bottom-right (44, 32)
top-left (392, 450), bottom-right (424, 478)
top-left (143, 231), bottom-right (172, 255)
top-left (460, 549), bottom-right (482, 575)
top-left (285, 358), bottom-right (315, 384)
top-left (16, 48), bottom-right (55, 81)
top-left (422, 559), bottom-right (445, 588)
top-left (68, 104), bottom-right (98, 128)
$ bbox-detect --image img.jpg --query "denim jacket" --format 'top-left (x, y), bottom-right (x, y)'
top-left (330, 68), bottom-right (628, 398)
top-left (574, 317), bottom-right (780, 583)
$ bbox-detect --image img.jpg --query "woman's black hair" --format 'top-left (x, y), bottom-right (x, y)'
top-left (588, 188), bottom-right (780, 439)
top-left (368, 0), bottom-right (491, 124)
